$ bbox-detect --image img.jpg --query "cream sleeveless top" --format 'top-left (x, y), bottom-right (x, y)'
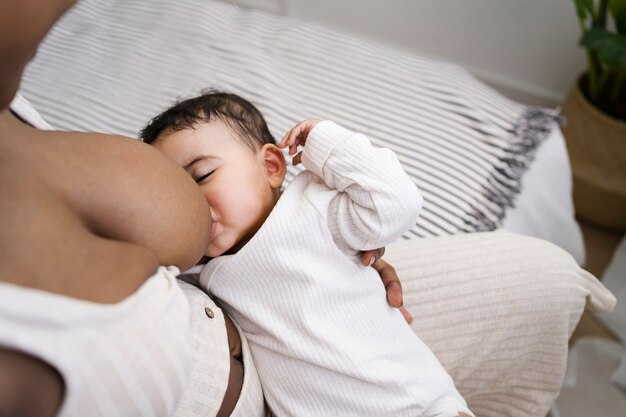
top-left (176, 279), bottom-right (269, 417)
top-left (0, 266), bottom-right (192, 417)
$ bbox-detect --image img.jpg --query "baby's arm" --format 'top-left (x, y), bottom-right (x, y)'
top-left (279, 119), bottom-right (422, 252)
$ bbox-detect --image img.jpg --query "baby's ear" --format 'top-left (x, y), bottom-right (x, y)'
top-left (261, 144), bottom-right (286, 189)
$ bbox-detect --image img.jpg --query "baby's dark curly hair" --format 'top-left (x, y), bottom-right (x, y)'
top-left (140, 90), bottom-right (276, 150)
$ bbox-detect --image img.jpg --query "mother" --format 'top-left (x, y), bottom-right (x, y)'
top-left (0, 1), bottom-right (614, 417)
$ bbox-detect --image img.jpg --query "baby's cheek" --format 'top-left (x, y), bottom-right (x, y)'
top-left (206, 238), bottom-right (227, 258)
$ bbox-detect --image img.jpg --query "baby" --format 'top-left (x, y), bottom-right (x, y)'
top-left (142, 91), bottom-right (473, 417)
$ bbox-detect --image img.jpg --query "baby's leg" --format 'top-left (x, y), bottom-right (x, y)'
top-left (386, 231), bottom-right (614, 417)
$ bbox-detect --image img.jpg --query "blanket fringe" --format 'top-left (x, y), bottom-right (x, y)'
top-left (461, 107), bottom-right (562, 233)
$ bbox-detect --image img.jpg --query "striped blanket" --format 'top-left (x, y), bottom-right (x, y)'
top-left (21, 0), bottom-right (558, 238)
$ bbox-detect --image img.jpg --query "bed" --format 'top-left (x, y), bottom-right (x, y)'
top-left (19, 0), bottom-right (585, 264)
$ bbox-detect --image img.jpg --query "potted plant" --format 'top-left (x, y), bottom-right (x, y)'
top-left (561, 0), bottom-right (626, 230)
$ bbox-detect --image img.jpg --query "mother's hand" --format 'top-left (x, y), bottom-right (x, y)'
top-left (361, 249), bottom-right (413, 324)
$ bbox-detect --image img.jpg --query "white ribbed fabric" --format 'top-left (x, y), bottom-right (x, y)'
top-left (0, 266), bottom-right (192, 417)
top-left (201, 121), bottom-right (471, 417)
top-left (9, 94), bottom-right (52, 129)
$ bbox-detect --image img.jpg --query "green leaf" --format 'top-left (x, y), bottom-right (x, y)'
top-left (597, 38), bottom-right (626, 67)
top-left (580, 28), bottom-right (626, 69)
top-left (609, 0), bottom-right (626, 22)
top-left (581, 28), bottom-right (626, 68)
top-left (583, 0), bottom-right (595, 13)
top-left (580, 28), bottom-right (615, 48)
top-left (616, 10), bottom-right (626, 34)
top-left (574, 0), bottom-right (594, 20)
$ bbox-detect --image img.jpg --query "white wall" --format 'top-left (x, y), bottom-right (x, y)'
top-left (225, 0), bottom-right (587, 107)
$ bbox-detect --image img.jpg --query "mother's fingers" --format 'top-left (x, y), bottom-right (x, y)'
top-left (399, 307), bottom-right (414, 325)
top-left (371, 259), bottom-right (399, 302)
top-left (371, 258), bottom-right (414, 324)
top-left (384, 278), bottom-right (403, 308)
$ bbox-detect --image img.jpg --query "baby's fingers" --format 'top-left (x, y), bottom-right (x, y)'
top-left (293, 151), bottom-right (303, 165)
top-left (280, 119), bottom-right (321, 149)
top-left (278, 127), bottom-right (296, 149)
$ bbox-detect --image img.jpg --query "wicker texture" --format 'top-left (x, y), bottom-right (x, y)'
top-left (561, 79), bottom-right (626, 230)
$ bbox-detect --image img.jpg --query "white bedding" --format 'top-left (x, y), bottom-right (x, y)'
top-left (504, 124), bottom-right (585, 264)
top-left (19, 0), bottom-right (584, 263)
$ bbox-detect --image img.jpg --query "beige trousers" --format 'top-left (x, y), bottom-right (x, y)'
top-left (386, 231), bottom-right (615, 417)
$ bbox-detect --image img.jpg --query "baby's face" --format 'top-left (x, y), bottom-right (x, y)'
top-left (154, 120), bottom-right (276, 257)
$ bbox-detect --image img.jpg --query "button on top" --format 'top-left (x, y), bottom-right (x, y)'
top-left (204, 307), bottom-right (215, 319)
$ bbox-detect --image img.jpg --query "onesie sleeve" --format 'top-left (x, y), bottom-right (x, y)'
top-left (300, 121), bottom-right (423, 251)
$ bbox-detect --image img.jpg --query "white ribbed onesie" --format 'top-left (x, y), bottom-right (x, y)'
top-left (200, 121), bottom-right (473, 417)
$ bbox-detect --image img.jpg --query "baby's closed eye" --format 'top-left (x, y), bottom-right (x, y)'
top-left (195, 170), bottom-right (215, 183)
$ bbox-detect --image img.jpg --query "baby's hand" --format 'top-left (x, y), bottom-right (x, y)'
top-left (278, 119), bottom-right (322, 165)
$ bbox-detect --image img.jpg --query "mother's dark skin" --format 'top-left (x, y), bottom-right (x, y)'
top-left (0, 2), bottom-right (409, 416)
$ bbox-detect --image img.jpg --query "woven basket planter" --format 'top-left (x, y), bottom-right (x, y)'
top-left (561, 76), bottom-right (626, 231)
